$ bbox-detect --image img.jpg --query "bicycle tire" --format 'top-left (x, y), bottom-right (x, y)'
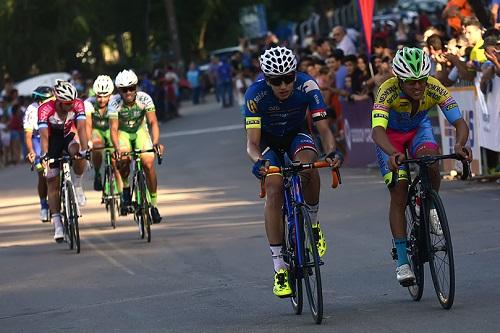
top-left (107, 166), bottom-right (117, 229)
top-left (284, 212), bottom-right (303, 315)
top-left (426, 190), bottom-right (455, 309)
top-left (299, 205), bottom-right (323, 324)
top-left (61, 185), bottom-right (72, 248)
top-left (405, 199), bottom-right (424, 301)
top-left (138, 172), bottom-right (151, 243)
top-left (66, 182), bottom-right (80, 253)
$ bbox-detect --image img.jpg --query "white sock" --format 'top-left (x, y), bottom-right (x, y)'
top-left (52, 213), bottom-right (61, 226)
top-left (270, 245), bottom-right (288, 272)
top-left (305, 202), bottom-right (319, 225)
top-left (74, 174), bottom-right (83, 187)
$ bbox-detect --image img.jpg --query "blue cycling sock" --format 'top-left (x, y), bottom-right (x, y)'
top-left (394, 238), bottom-right (409, 266)
top-left (40, 198), bottom-right (49, 209)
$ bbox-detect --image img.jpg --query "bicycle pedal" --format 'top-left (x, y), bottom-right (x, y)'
top-left (399, 278), bottom-right (416, 287)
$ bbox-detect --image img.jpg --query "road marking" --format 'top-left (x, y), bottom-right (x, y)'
top-left (83, 239), bottom-right (135, 276)
top-left (160, 124), bottom-right (242, 138)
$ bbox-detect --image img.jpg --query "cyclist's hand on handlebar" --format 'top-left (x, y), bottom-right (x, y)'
top-left (252, 159), bottom-right (270, 179)
top-left (113, 147), bottom-right (122, 160)
top-left (26, 151), bottom-right (36, 164)
top-left (154, 143), bottom-right (164, 156)
top-left (325, 149), bottom-right (344, 169)
top-left (388, 152), bottom-right (405, 172)
top-left (454, 144), bottom-right (472, 162)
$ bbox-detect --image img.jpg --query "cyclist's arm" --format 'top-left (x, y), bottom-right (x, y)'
top-left (314, 118), bottom-right (336, 154)
top-left (24, 129), bottom-right (34, 156)
top-left (372, 126), bottom-right (398, 155)
top-left (145, 110), bottom-right (160, 145)
top-left (246, 128), bottom-right (262, 163)
top-left (76, 119), bottom-right (89, 151)
top-left (109, 118), bottom-right (120, 151)
top-left (84, 100), bottom-right (93, 144)
top-left (39, 127), bottom-right (48, 156)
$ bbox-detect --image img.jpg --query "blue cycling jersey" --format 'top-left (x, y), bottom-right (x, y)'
top-left (244, 72), bottom-right (328, 136)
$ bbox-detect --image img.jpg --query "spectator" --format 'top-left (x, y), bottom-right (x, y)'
top-left (464, 18), bottom-right (488, 67)
top-left (139, 72), bottom-right (155, 97)
top-left (235, 68), bottom-right (253, 114)
top-left (0, 112), bottom-right (9, 166)
top-left (312, 38), bottom-right (332, 60)
top-left (442, 0), bottom-right (474, 36)
top-left (492, 0), bottom-right (500, 29)
top-left (8, 103), bottom-right (23, 164)
top-left (217, 57), bottom-right (233, 107)
top-left (480, 33), bottom-right (500, 93)
top-left (327, 49), bottom-right (348, 94)
top-left (366, 56), bottom-right (394, 93)
top-left (209, 56), bottom-right (221, 102)
top-left (332, 26), bottom-right (357, 56)
top-left (165, 65), bottom-right (180, 119)
top-left (186, 62), bottom-right (201, 105)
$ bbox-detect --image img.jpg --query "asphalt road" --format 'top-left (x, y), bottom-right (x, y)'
top-left (0, 99), bottom-right (499, 333)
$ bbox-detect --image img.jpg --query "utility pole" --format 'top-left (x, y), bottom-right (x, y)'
top-left (163, 0), bottom-right (184, 73)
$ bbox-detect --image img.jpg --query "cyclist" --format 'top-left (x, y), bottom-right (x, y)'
top-left (244, 46), bottom-right (343, 298)
top-left (38, 80), bottom-right (89, 242)
top-left (371, 47), bottom-right (472, 286)
top-left (24, 86), bottom-right (54, 222)
top-left (84, 75), bottom-right (116, 191)
top-left (108, 69), bottom-right (163, 224)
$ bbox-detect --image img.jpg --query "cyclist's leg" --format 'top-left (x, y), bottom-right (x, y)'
top-left (377, 129), bottom-right (414, 282)
top-left (46, 132), bottom-right (64, 241)
top-left (67, 134), bottom-right (87, 206)
top-left (411, 120), bottom-right (440, 191)
top-left (33, 135), bottom-right (49, 220)
top-left (117, 131), bottom-right (133, 212)
top-left (91, 129), bottom-right (105, 191)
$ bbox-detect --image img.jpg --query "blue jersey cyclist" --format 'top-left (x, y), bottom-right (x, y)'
top-left (244, 46), bottom-right (343, 298)
top-left (371, 47), bottom-right (472, 286)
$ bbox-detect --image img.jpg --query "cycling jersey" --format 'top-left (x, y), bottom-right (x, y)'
top-left (38, 99), bottom-right (86, 136)
top-left (371, 76), bottom-right (462, 132)
top-left (85, 96), bottom-right (111, 131)
top-left (107, 91), bottom-right (155, 133)
top-left (244, 72), bottom-right (328, 136)
top-left (23, 102), bottom-right (40, 136)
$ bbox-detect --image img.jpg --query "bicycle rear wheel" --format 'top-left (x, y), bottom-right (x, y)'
top-left (67, 182), bottom-right (80, 254)
top-left (284, 215), bottom-right (303, 315)
top-left (426, 190), bottom-right (455, 309)
top-left (299, 205), bottom-right (323, 324)
top-left (107, 167), bottom-right (117, 229)
top-left (405, 199), bottom-right (424, 301)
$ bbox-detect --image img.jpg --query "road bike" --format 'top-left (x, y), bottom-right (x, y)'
top-left (94, 146), bottom-right (120, 229)
top-left (260, 156), bottom-right (340, 324)
top-left (391, 153), bottom-right (470, 309)
top-left (122, 148), bottom-right (162, 242)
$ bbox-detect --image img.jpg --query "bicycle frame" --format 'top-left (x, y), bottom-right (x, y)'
top-left (57, 156), bottom-right (81, 218)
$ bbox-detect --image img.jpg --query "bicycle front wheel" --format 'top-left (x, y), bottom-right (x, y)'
top-left (284, 215), bottom-right (303, 315)
top-left (426, 190), bottom-right (455, 309)
top-left (138, 172), bottom-right (151, 243)
top-left (67, 182), bottom-right (81, 254)
top-left (107, 167), bottom-right (117, 229)
top-left (299, 205), bottom-right (323, 324)
top-left (405, 201), bottom-right (424, 301)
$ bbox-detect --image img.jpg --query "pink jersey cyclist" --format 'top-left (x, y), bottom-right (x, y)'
top-left (38, 99), bottom-right (86, 136)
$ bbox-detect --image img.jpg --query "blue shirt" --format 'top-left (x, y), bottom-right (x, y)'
top-left (187, 70), bottom-right (200, 88)
top-left (335, 65), bottom-right (348, 90)
top-left (243, 72), bottom-right (328, 136)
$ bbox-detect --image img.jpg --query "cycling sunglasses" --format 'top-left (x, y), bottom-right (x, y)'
top-left (119, 85), bottom-right (137, 93)
top-left (266, 73), bottom-right (296, 86)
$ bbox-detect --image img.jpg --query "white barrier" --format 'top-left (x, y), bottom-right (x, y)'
top-left (475, 75), bottom-right (500, 153)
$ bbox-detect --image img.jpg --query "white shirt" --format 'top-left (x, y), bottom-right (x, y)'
top-left (23, 102), bottom-right (39, 135)
top-left (337, 35), bottom-right (356, 56)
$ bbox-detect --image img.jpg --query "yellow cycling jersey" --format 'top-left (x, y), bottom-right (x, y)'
top-left (371, 76), bottom-right (462, 132)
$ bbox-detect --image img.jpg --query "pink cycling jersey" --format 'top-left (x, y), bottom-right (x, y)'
top-left (38, 99), bottom-right (86, 136)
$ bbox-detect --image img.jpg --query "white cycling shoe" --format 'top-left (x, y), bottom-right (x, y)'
top-left (53, 219), bottom-right (64, 243)
top-left (75, 186), bottom-right (86, 207)
top-left (396, 264), bottom-right (416, 286)
top-left (429, 208), bottom-right (443, 236)
top-left (40, 208), bottom-right (50, 222)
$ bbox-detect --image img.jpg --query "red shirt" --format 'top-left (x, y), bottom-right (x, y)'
top-left (38, 99), bottom-right (86, 136)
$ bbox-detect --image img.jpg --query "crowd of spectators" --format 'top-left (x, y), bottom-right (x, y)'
top-left (0, 0), bottom-right (499, 173)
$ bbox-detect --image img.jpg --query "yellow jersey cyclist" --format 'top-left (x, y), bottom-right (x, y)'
top-left (24, 86), bottom-right (54, 222)
top-left (371, 47), bottom-right (472, 286)
top-left (245, 47), bottom-right (343, 298)
top-left (84, 75), bottom-right (116, 191)
top-left (109, 69), bottom-right (164, 224)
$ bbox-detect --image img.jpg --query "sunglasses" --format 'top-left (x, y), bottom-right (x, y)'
top-left (59, 100), bottom-right (74, 105)
top-left (266, 73), bottom-right (296, 86)
top-left (403, 77), bottom-right (428, 84)
top-left (119, 86), bottom-right (136, 93)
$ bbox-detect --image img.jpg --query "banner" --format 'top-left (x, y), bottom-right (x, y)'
top-left (358, 0), bottom-right (375, 55)
top-left (475, 75), bottom-right (500, 152)
top-left (439, 87), bottom-right (482, 175)
top-left (342, 100), bottom-right (377, 167)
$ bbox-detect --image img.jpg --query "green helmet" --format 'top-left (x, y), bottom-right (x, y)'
top-left (392, 47), bottom-right (431, 81)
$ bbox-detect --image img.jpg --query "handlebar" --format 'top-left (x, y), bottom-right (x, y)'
top-left (120, 148), bottom-right (163, 165)
top-left (259, 160), bottom-right (341, 198)
top-left (394, 153), bottom-right (471, 182)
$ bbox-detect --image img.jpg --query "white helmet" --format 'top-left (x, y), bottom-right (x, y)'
top-left (93, 75), bottom-right (114, 96)
top-left (53, 79), bottom-right (78, 101)
top-left (260, 46), bottom-right (297, 76)
top-left (392, 47), bottom-right (431, 81)
top-left (115, 69), bottom-right (138, 88)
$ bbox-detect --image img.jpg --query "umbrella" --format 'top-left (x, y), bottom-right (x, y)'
top-left (15, 72), bottom-right (71, 96)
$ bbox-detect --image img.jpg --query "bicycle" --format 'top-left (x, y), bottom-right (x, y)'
top-left (260, 156), bottom-right (340, 324)
top-left (94, 146), bottom-right (120, 229)
top-left (391, 153), bottom-right (470, 309)
top-left (46, 153), bottom-right (89, 254)
top-left (121, 148), bottom-right (162, 243)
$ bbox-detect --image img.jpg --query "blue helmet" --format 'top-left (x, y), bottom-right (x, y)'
top-left (32, 86), bottom-right (53, 102)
